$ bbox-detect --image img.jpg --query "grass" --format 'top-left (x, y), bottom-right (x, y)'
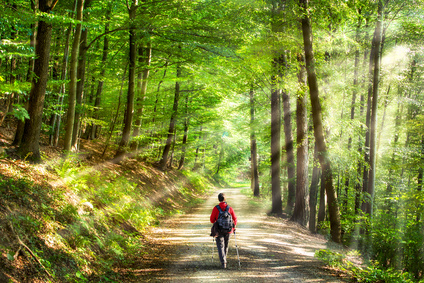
top-left (0, 155), bottom-right (215, 282)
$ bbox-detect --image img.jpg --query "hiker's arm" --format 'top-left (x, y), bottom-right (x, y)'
top-left (230, 208), bottom-right (237, 226)
top-left (210, 207), bottom-right (218, 223)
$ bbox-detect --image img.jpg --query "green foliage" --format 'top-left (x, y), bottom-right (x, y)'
top-left (7, 104), bottom-right (30, 122)
top-left (316, 249), bottom-right (417, 283)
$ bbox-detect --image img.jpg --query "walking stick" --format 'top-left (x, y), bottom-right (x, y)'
top-left (234, 230), bottom-right (241, 268)
top-left (212, 237), bottom-right (214, 263)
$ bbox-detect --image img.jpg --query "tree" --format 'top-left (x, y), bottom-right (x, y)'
top-left (18, 0), bottom-right (59, 162)
top-left (299, 0), bottom-right (341, 243)
top-left (250, 87), bottom-right (260, 197)
top-left (291, 56), bottom-right (308, 226)
top-left (115, 0), bottom-right (139, 161)
top-left (159, 62), bottom-right (181, 170)
top-left (64, 0), bottom-right (85, 152)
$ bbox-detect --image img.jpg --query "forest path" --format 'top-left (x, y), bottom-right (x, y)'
top-left (125, 187), bottom-right (345, 282)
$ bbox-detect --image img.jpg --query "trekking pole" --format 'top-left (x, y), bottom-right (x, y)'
top-left (212, 237), bottom-right (214, 263)
top-left (234, 230), bottom-right (241, 268)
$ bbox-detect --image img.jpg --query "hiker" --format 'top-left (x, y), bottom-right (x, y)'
top-left (210, 192), bottom-right (237, 269)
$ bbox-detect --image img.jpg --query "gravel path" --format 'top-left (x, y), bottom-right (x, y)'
top-left (130, 187), bottom-right (346, 282)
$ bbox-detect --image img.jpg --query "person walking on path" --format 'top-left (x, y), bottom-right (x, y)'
top-left (210, 193), bottom-right (237, 269)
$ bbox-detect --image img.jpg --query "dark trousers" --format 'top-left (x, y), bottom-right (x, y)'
top-left (215, 233), bottom-right (230, 265)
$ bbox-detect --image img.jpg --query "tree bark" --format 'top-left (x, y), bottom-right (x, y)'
top-left (363, 0), bottom-right (384, 217)
top-left (282, 86), bottom-right (295, 213)
top-left (271, 56), bottom-right (282, 214)
top-left (18, 0), bottom-right (58, 162)
top-left (91, 10), bottom-right (110, 140)
top-left (64, 0), bottom-right (85, 152)
top-left (178, 95), bottom-right (189, 170)
top-left (131, 43), bottom-right (152, 150)
top-left (344, 14), bottom-right (362, 212)
top-left (159, 62), bottom-right (181, 170)
top-left (291, 56), bottom-right (308, 226)
top-left (299, 0), bottom-right (341, 243)
top-left (250, 87), bottom-right (260, 197)
top-left (309, 143), bottom-right (320, 233)
top-left (115, 0), bottom-right (138, 161)
top-left (13, 0), bottom-right (38, 146)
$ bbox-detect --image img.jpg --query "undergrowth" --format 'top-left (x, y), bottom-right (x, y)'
top-left (0, 155), bottom-right (214, 282)
top-left (315, 249), bottom-right (421, 283)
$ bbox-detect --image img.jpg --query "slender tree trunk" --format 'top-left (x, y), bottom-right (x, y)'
top-left (178, 95), bottom-right (189, 170)
top-left (292, 56), bottom-right (308, 226)
top-left (72, 27), bottom-right (88, 150)
top-left (91, 11), bottom-right (110, 139)
top-left (282, 85), bottom-right (295, 213)
top-left (115, 1), bottom-right (138, 161)
top-left (192, 126), bottom-right (202, 171)
top-left (168, 127), bottom-right (177, 168)
top-left (345, 15), bottom-right (362, 212)
top-left (13, 0), bottom-right (39, 145)
top-left (309, 143), bottom-right (320, 233)
top-left (159, 62), bottom-right (181, 170)
top-left (250, 87), bottom-right (260, 196)
top-left (271, 55), bottom-right (282, 214)
top-left (317, 170), bottom-right (326, 226)
top-left (102, 63), bottom-right (127, 157)
top-left (18, 0), bottom-right (58, 161)
top-left (299, 0), bottom-right (341, 243)
top-left (364, 0), bottom-right (384, 218)
top-left (215, 138), bottom-right (225, 175)
top-left (131, 43), bottom-right (152, 150)
top-left (64, 0), bottom-right (84, 152)
top-left (151, 62), bottom-right (168, 138)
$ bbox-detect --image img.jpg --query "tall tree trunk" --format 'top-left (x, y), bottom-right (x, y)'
top-left (168, 127), bottom-right (177, 168)
top-left (102, 63), bottom-right (128, 157)
top-left (291, 56), bottom-right (308, 226)
top-left (282, 83), bottom-right (295, 213)
top-left (377, 85), bottom-right (390, 155)
top-left (363, 0), bottom-right (384, 218)
top-left (13, 0), bottom-right (39, 145)
top-left (345, 14), bottom-right (362, 212)
top-left (309, 143), bottom-right (320, 233)
top-left (64, 0), bottom-right (85, 152)
top-left (250, 87), bottom-right (260, 196)
top-left (91, 11), bottom-right (110, 140)
top-left (271, 55), bottom-right (282, 214)
top-left (18, 0), bottom-right (58, 161)
top-left (178, 95), bottom-right (189, 170)
top-left (299, 0), bottom-right (341, 243)
top-left (159, 62), bottom-right (181, 170)
top-left (317, 170), bottom-right (326, 226)
top-left (115, 0), bottom-right (138, 161)
top-left (215, 138), bottom-right (225, 175)
top-left (131, 43), bottom-right (152, 150)
top-left (71, 27), bottom-right (87, 150)
top-left (71, 0), bottom-right (93, 149)
top-left (151, 62), bottom-right (168, 138)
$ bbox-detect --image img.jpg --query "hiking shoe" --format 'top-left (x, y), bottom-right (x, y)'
top-left (222, 263), bottom-right (227, 269)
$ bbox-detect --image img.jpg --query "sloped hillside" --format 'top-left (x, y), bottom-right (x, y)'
top-left (0, 125), bottom-right (214, 282)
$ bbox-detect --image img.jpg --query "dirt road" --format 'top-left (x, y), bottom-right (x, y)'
top-left (128, 187), bottom-right (345, 282)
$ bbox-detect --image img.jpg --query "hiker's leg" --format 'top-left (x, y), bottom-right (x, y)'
top-left (215, 235), bottom-right (226, 266)
top-left (224, 233), bottom-right (231, 256)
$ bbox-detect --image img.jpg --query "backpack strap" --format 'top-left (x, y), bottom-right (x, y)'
top-left (225, 206), bottom-right (230, 212)
top-left (216, 205), bottom-right (223, 213)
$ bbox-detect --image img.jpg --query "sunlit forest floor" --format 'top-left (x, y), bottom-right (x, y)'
top-left (0, 114), bottom-right (353, 282)
top-left (123, 187), bottom-right (350, 282)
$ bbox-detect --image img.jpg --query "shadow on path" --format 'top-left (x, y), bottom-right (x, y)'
top-left (122, 187), bottom-right (346, 282)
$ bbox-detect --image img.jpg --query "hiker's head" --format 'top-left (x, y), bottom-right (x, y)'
top-left (218, 193), bottom-right (225, 202)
